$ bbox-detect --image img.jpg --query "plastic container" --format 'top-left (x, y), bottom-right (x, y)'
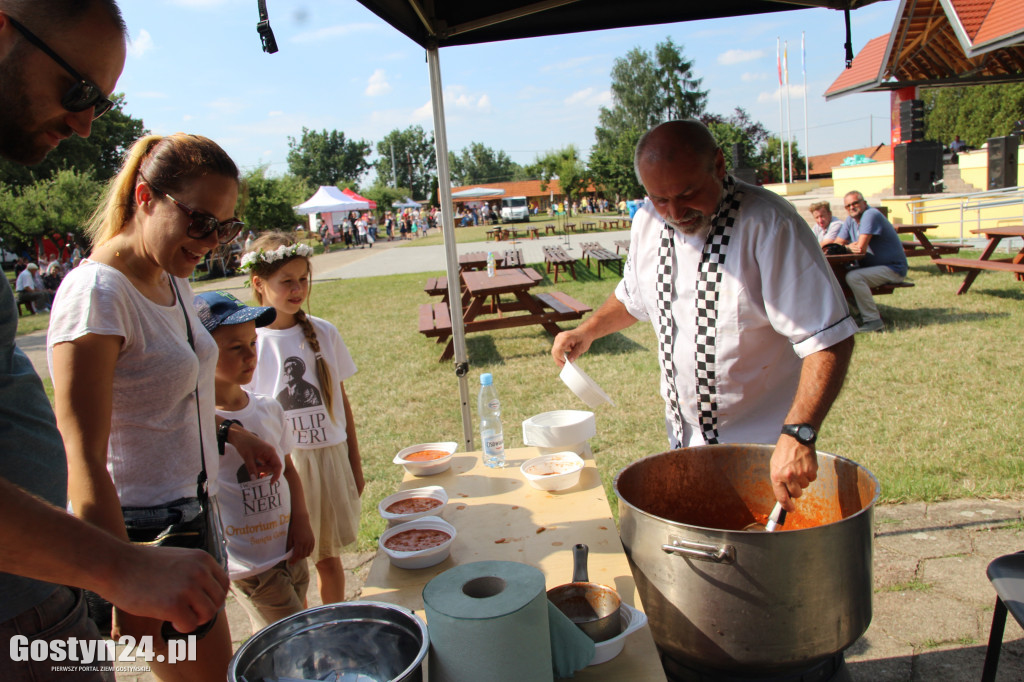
top-left (486, 251), bottom-right (495, 277)
top-left (588, 602), bottom-right (649, 666)
top-left (520, 452), bottom-right (585, 491)
top-left (379, 517), bottom-right (457, 569)
top-left (393, 442), bottom-right (457, 476)
top-left (522, 410), bottom-right (596, 449)
top-left (378, 486), bottom-right (449, 527)
top-left (559, 355), bottom-right (615, 408)
top-left (479, 373), bottom-right (505, 468)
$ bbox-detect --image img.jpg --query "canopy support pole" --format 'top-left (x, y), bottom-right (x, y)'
top-left (427, 44), bottom-right (474, 451)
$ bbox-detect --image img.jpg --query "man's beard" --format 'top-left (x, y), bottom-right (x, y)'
top-left (664, 183), bottom-right (726, 235)
top-left (0, 53), bottom-right (61, 165)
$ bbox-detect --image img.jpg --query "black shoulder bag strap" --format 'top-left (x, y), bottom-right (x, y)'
top-left (171, 278), bottom-right (209, 503)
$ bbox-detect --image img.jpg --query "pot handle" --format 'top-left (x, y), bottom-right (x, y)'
top-left (662, 536), bottom-right (736, 564)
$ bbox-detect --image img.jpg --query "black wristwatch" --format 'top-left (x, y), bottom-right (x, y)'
top-left (217, 419), bottom-right (243, 455)
top-left (781, 423), bottom-right (818, 445)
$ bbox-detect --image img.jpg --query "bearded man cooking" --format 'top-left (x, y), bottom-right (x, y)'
top-left (552, 120), bottom-right (856, 512)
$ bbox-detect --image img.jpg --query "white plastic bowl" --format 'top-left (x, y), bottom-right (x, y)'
top-left (379, 517), bottom-right (457, 570)
top-left (378, 486), bottom-right (448, 527)
top-left (588, 602), bottom-right (648, 666)
top-left (520, 452), bottom-right (585, 491)
top-left (522, 410), bottom-right (596, 450)
top-left (559, 356), bottom-right (615, 408)
top-left (393, 442), bottom-right (457, 476)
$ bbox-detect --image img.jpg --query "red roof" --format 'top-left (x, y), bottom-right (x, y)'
top-left (956, 0), bottom-right (995, 41)
top-left (807, 144), bottom-right (891, 176)
top-left (823, 34), bottom-right (890, 99)
top-left (972, 0), bottom-right (1024, 47)
top-left (450, 179), bottom-right (566, 202)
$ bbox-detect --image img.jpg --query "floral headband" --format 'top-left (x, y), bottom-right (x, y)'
top-left (239, 243), bottom-right (315, 274)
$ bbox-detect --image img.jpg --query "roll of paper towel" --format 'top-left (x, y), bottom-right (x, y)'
top-left (422, 560), bottom-right (553, 682)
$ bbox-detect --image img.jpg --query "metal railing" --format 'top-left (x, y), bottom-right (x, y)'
top-left (906, 186), bottom-right (1024, 245)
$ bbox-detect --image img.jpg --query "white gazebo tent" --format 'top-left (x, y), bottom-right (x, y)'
top-left (294, 185), bottom-right (370, 233)
top-left (450, 187), bottom-right (505, 199)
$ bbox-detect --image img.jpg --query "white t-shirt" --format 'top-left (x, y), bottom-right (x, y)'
top-left (812, 218), bottom-right (844, 243)
top-left (216, 391), bottom-right (296, 580)
top-left (14, 269), bottom-right (37, 292)
top-left (47, 261), bottom-right (220, 506)
top-left (615, 183), bottom-right (857, 446)
top-left (248, 316), bottom-right (356, 449)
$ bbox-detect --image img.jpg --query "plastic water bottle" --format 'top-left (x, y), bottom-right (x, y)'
top-left (478, 373), bottom-right (505, 468)
top-left (486, 251), bottom-right (495, 277)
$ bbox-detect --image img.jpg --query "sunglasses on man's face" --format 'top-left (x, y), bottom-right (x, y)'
top-left (844, 200), bottom-right (864, 209)
top-left (6, 16), bottom-right (114, 119)
top-left (157, 189), bottom-right (245, 245)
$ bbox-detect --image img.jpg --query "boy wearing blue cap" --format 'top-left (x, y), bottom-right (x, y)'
top-left (194, 291), bottom-right (314, 632)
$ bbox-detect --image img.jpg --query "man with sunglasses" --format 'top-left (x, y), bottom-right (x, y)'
top-left (0, 3), bottom-right (229, 678)
top-left (823, 191), bottom-right (908, 333)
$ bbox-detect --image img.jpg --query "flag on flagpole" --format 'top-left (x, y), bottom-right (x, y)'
top-left (801, 32), bottom-right (806, 76)
top-left (777, 38), bottom-right (782, 85)
top-left (783, 43), bottom-right (789, 85)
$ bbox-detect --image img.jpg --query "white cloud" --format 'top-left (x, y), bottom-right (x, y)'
top-left (291, 23), bottom-right (380, 43)
top-left (412, 101), bottom-right (433, 122)
top-left (478, 94), bottom-right (491, 110)
top-left (563, 88), bottom-right (611, 108)
top-left (365, 69), bottom-right (392, 97)
top-left (444, 86), bottom-right (491, 112)
top-left (718, 49), bottom-right (764, 65)
top-left (757, 84), bottom-right (806, 103)
top-left (128, 29), bottom-right (154, 58)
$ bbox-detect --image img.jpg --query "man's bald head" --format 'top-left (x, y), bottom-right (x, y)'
top-left (634, 119), bottom-right (719, 184)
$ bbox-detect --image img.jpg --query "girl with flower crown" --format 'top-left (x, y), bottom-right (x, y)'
top-left (241, 231), bottom-right (364, 604)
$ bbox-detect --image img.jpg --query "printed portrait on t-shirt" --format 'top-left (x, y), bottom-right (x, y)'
top-left (276, 356), bottom-right (322, 410)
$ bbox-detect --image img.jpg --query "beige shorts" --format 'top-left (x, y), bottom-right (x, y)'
top-left (291, 441), bottom-right (361, 562)
top-left (232, 559), bottom-right (310, 633)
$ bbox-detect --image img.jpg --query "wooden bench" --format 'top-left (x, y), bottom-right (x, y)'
top-left (614, 240), bottom-right (630, 254)
top-left (870, 281), bottom-right (915, 296)
top-left (535, 291), bottom-right (593, 317)
top-left (544, 224), bottom-right (557, 235)
top-left (501, 249), bottom-right (525, 268)
top-left (582, 222), bottom-right (596, 232)
top-left (543, 245), bottom-right (577, 282)
top-left (418, 301), bottom-right (452, 340)
top-left (564, 223), bottom-right (577, 233)
top-left (486, 228), bottom-right (504, 242)
top-left (931, 258), bottom-right (1024, 275)
top-left (526, 227), bottom-right (540, 239)
top-left (580, 242), bottom-right (623, 278)
top-left (424, 276), bottom-right (448, 297)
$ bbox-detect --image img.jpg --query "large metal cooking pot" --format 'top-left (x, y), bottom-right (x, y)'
top-left (614, 444), bottom-right (878, 675)
top-left (228, 601), bottom-right (428, 681)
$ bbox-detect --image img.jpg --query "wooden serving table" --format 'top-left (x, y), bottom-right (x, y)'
top-left (362, 446), bottom-right (667, 681)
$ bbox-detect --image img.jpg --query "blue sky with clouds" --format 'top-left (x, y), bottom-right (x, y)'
top-left (114, 0), bottom-right (901, 183)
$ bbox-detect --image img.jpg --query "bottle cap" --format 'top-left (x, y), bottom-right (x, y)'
top-left (480, 373), bottom-right (493, 386)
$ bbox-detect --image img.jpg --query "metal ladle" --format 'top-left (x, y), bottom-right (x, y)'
top-left (547, 544), bottom-right (622, 642)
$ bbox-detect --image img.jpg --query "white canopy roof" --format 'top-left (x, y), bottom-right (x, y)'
top-left (294, 185), bottom-right (369, 214)
top-left (392, 197), bottom-right (421, 208)
top-left (450, 187), bottom-right (505, 198)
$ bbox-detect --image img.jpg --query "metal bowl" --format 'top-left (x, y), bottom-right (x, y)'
top-left (228, 601), bottom-right (429, 682)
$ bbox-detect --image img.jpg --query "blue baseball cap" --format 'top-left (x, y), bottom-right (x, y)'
top-left (193, 291), bottom-right (276, 334)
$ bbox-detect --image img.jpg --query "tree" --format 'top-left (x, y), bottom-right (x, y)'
top-left (238, 166), bottom-right (310, 233)
top-left (374, 126), bottom-right (436, 201)
top-left (702, 107), bottom-right (799, 182)
top-left (0, 94), bottom-right (147, 187)
top-left (0, 169), bottom-right (103, 253)
top-left (591, 37), bottom-right (707, 199)
top-left (529, 146), bottom-right (591, 204)
top-left (286, 128), bottom-right (372, 187)
top-left (448, 142), bottom-right (522, 186)
top-left (923, 83), bottom-right (1024, 148)
top-left (362, 181), bottom-right (411, 213)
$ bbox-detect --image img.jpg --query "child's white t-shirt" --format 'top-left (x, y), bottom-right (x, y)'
top-left (215, 390), bottom-right (296, 580)
top-left (248, 316), bottom-right (357, 449)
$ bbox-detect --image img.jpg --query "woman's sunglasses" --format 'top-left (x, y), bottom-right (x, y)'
top-left (144, 181), bottom-right (245, 244)
top-left (6, 16), bottom-right (114, 119)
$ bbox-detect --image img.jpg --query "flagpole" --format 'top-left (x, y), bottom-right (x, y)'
top-left (802, 31), bottom-right (809, 182)
top-left (784, 40), bottom-right (794, 184)
top-left (777, 37), bottom-right (786, 184)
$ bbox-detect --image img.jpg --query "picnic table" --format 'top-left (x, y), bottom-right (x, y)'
top-left (459, 251), bottom-right (504, 271)
top-left (361, 445), bottom-right (666, 681)
top-left (896, 224), bottom-right (962, 264)
top-left (614, 239), bottom-right (630, 254)
top-left (544, 223), bottom-right (557, 235)
top-left (418, 268), bottom-right (591, 362)
top-left (932, 225), bottom-right (1024, 294)
top-left (580, 241), bottom-right (623, 278)
top-left (543, 245), bottom-right (578, 282)
top-left (599, 217), bottom-right (623, 229)
top-left (825, 252), bottom-right (916, 297)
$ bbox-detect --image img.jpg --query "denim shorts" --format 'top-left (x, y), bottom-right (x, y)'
top-left (0, 587), bottom-right (113, 681)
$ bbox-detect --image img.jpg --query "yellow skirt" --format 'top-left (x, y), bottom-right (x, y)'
top-left (290, 441), bottom-right (361, 563)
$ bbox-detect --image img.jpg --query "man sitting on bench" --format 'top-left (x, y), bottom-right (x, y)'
top-left (822, 191), bottom-right (908, 333)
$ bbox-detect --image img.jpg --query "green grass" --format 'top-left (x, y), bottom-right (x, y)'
top-left (878, 578), bottom-right (932, 593)
top-left (24, 250), bottom-right (1024, 552)
top-left (406, 211), bottom-right (624, 248)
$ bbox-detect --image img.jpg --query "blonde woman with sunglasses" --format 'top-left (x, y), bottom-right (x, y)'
top-left (47, 133), bottom-right (281, 682)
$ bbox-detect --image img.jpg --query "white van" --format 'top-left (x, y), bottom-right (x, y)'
top-left (501, 196), bottom-right (529, 222)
